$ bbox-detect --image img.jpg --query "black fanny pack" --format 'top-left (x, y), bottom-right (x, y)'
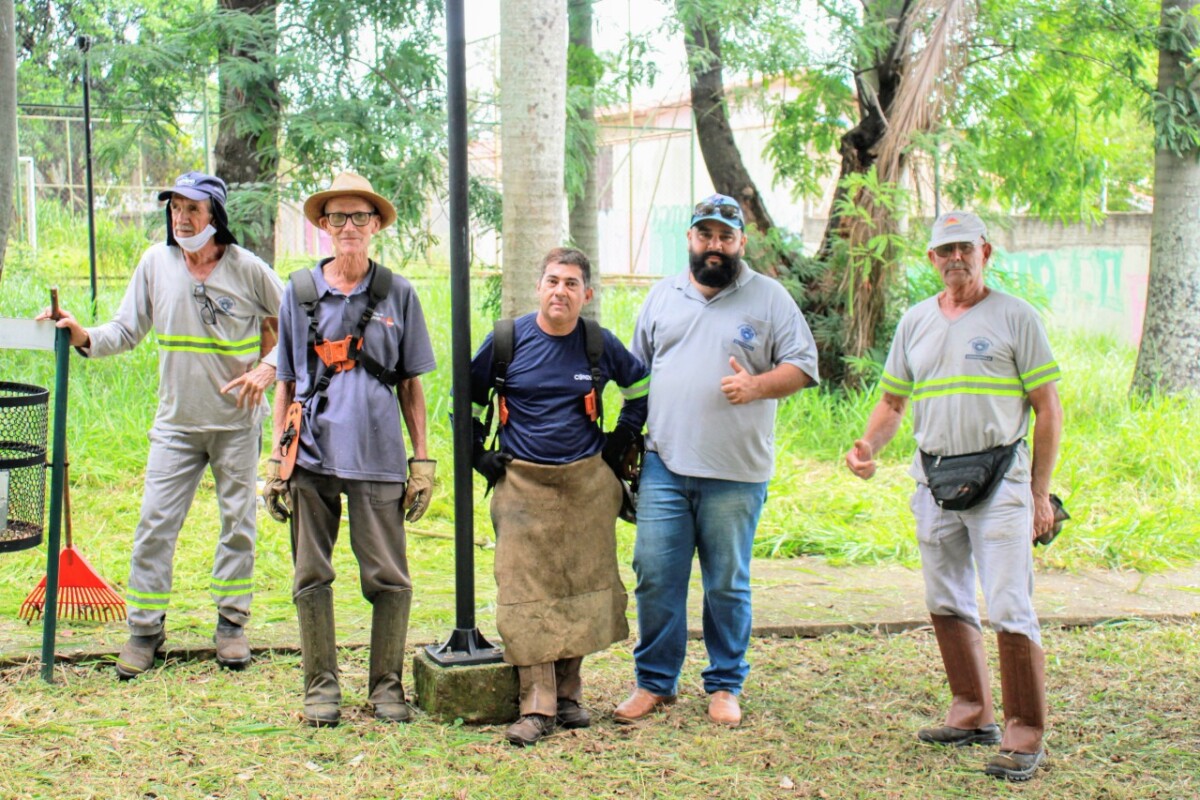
top-left (920, 442), bottom-right (1019, 511)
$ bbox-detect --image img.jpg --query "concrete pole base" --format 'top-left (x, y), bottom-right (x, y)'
top-left (412, 650), bottom-right (520, 724)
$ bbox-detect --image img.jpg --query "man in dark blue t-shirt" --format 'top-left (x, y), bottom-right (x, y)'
top-left (469, 247), bottom-right (648, 747)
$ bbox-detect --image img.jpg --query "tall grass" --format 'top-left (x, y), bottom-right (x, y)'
top-left (2, 222), bottom-right (1197, 580)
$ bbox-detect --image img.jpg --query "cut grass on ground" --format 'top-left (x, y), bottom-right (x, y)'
top-left (1, 622), bottom-right (1197, 799)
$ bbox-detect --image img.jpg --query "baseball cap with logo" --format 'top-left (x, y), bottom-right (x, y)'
top-left (690, 194), bottom-right (745, 231)
top-left (157, 171), bottom-right (229, 207)
top-left (927, 211), bottom-right (987, 250)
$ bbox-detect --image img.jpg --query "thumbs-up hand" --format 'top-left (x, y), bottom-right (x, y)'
top-left (845, 439), bottom-right (877, 480)
top-left (720, 356), bottom-right (760, 405)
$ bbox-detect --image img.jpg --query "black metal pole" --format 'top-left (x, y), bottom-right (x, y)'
top-left (425, 0), bottom-right (502, 666)
top-left (78, 36), bottom-right (98, 319)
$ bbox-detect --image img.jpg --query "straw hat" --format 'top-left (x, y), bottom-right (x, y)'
top-left (303, 171), bottom-right (397, 230)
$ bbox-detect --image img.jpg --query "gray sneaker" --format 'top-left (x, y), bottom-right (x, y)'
top-left (214, 616), bottom-right (252, 670)
top-left (115, 631), bottom-right (167, 680)
top-left (917, 723), bottom-right (1002, 747)
top-left (985, 748), bottom-right (1046, 781)
top-left (505, 714), bottom-right (555, 747)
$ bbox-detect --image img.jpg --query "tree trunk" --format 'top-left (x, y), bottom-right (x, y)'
top-left (500, 0), bottom-right (568, 318)
top-left (0, 0), bottom-right (15, 280)
top-left (1133, 0), bottom-right (1200, 394)
top-left (213, 0), bottom-right (280, 266)
top-left (568, 0), bottom-right (601, 322)
top-left (679, 10), bottom-right (776, 234)
top-left (817, 0), bottom-right (905, 258)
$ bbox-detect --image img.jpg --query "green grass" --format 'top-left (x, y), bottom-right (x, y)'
top-left (1, 624), bottom-right (1197, 798)
top-left (0, 233), bottom-right (1197, 634)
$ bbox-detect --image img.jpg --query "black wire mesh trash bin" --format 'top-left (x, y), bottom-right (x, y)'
top-left (0, 382), bottom-right (50, 553)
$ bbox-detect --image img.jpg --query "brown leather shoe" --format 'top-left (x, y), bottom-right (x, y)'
top-left (706, 690), bottom-right (742, 727)
top-left (613, 687), bottom-right (676, 724)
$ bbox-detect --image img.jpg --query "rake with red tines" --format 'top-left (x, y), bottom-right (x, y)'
top-left (19, 451), bottom-right (126, 624)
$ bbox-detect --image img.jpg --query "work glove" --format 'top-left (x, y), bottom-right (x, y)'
top-left (404, 458), bottom-right (437, 523)
top-left (472, 440), bottom-right (513, 492)
top-left (263, 458), bottom-right (291, 523)
top-left (602, 425), bottom-right (638, 480)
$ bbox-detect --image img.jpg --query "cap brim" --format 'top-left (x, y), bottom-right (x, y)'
top-left (303, 189), bottom-right (397, 231)
top-left (158, 187), bottom-right (211, 202)
top-left (690, 214), bottom-right (743, 231)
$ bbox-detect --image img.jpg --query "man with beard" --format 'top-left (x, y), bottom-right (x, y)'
top-left (614, 194), bottom-right (819, 728)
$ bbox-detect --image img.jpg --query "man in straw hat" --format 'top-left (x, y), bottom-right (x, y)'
top-left (40, 171), bottom-right (284, 679)
top-left (266, 171), bottom-right (436, 727)
top-left (845, 211), bottom-right (1063, 781)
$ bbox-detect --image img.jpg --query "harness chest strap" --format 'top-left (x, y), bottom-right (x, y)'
top-left (485, 316), bottom-right (605, 439)
top-left (278, 262), bottom-right (401, 469)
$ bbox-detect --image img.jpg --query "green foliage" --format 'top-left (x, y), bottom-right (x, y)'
top-left (563, 21), bottom-right (659, 210)
top-left (15, 0), bottom-right (452, 266)
top-left (1148, 4), bottom-right (1200, 157)
top-left (764, 69), bottom-right (855, 199)
top-left (3, 206), bottom-right (1198, 585)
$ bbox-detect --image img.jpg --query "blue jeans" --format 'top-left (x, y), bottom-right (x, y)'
top-left (631, 452), bottom-right (768, 696)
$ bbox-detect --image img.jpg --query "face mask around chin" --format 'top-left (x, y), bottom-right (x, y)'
top-left (175, 224), bottom-right (218, 253)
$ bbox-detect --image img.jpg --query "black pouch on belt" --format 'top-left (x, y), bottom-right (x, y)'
top-left (920, 442), bottom-right (1019, 511)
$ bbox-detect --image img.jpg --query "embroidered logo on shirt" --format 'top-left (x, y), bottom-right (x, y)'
top-left (966, 336), bottom-right (994, 361)
top-left (371, 312), bottom-right (395, 327)
top-left (733, 323), bottom-right (758, 352)
top-left (573, 373), bottom-right (592, 381)
top-left (216, 296), bottom-right (235, 314)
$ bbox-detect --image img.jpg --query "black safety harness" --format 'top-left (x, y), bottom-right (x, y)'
top-left (277, 262), bottom-right (399, 466)
top-left (482, 315), bottom-right (605, 446)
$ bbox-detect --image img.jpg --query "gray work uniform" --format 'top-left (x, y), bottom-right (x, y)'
top-left (275, 261), bottom-right (436, 600)
top-left (83, 243), bottom-right (284, 635)
top-left (881, 290), bottom-right (1061, 641)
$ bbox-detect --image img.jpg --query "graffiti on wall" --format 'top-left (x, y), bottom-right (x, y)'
top-left (1001, 247), bottom-right (1149, 346)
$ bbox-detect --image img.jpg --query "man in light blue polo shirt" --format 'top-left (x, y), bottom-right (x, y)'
top-left (615, 194), bottom-right (819, 728)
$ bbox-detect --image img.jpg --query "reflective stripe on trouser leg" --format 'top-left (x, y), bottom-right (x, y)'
top-left (126, 428), bottom-right (209, 635)
top-left (207, 426), bottom-right (260, 626)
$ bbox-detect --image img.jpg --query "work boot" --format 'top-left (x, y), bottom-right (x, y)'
top-left (919, 614), bottom-right (999, 747)
top-left (115, 630), bottom-right (167, 680)
top-left (985, 632), bottom-right (1047, 781)
top-left (505, 714), bottom-right (555, 747)
top-left (368, 590), bottom-right (413, 723)
top-left (556, 700), bottom-right (591, 729)
top-left (296, 587), bottom-right (341, 728)
top-left (554, 657), bottom-right (589, 728)
top-left (214, 615), bottom-right (252, 670)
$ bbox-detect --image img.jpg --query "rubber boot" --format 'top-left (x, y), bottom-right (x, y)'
top-left (295, 587), bottom-right (341, 728)
top-left (986, 631), bottom-right (1047, 781)
top-left (368, 589), bottom-right (413, 723)
top-left (918, 614), bottom-right (1001, 746)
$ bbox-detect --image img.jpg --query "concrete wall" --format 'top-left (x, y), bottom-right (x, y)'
top-left (993, 213), bottom-right (1151, 346)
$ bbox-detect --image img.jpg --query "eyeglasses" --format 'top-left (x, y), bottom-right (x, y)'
top-left (324, 211), bottom-right (378, 228)
top-left (932, 242), bottom-right (978, 258)
top-left (694, 201), bottom-right (743, 223)
top-left (193, 283), bottom-right (218, 325)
